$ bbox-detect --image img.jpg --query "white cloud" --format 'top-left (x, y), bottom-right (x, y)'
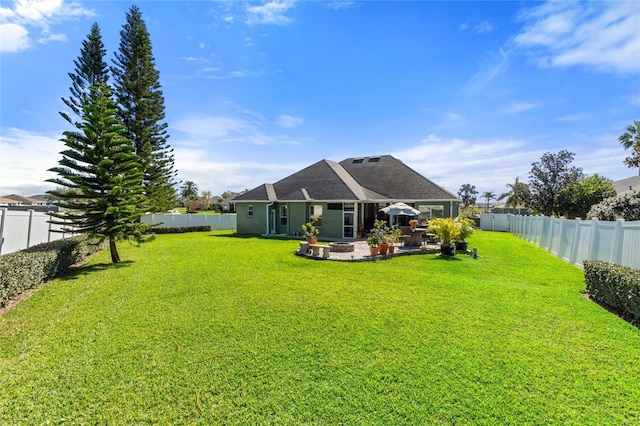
top-left (276, 114), bottom-right (304, 128)
top-left (474, 21), bottom-right (494, 34)
top-left (391, 132), bottom-right (630, 197)
top-left (324, 1), bottom-right (357, 10)
top-left (246, 0), bottom-right (295, 26)
top-left (173, 114), bottom-right (304, 146)
top-left (513, 1), bottom-right (640, 73)
top-left (0, 0), bottom-right (94, 52)
top-left (500, 102), bottom-right (539, 114)
top-left (446, 112), bottom-right (464, 121)
top-left (0, 22), bottom-right (30, 52)
top-left (173, 150), bottom-right (300, 195)
top-left (0, 127), bottom-right (64, 195)
top-left (459, 23), bottom-right (469, 31)
top-left (462, 48), bottom-right (510, 95)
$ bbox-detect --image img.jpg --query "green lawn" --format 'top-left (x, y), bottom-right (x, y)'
top-left (1, 231), bottom-right (639, 424)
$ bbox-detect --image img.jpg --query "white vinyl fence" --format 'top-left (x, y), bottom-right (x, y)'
top-left (141, 213), bottom-right (236, 230)
top-left (510, 215), bottom-right (640, 269)
top-left (0, 208), bottom-right (75, 255)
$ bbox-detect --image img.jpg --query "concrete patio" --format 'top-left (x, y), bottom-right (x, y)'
top-left (296, 240), bottom-right (441, 261)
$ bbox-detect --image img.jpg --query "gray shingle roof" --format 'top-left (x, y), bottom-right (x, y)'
top-left (234, 155), bottom-right (458, 202)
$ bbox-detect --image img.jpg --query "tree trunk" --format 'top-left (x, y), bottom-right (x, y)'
top-left (109, 237), bottom-right (120, 263)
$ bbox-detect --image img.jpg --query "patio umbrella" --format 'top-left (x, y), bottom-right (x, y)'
top-left (379, 202), bottom-right (421, 216)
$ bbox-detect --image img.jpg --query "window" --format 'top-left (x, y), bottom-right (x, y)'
top-left (352, 159), bottom-right (364, 164)
top-left (280, 205), bottom-right (288, 226)
top-left (327, 203), bottom-right (342, 210)
top-left (247, 205), bottom-right (254, 217)
top-left (368, 157), bottom-right (380, 163)
top-left (310, 205), bottom-right (323, 225)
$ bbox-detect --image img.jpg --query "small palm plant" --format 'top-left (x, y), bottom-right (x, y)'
top-left (428, 217), bottom-right (461, 255)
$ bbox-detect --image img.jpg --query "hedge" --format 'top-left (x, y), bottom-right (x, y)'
top-left (584, 260), bottom-right (640, 324)
top-left (0, 235), bottom-right (106, 309)
top-left (149, 225), bottom-right (212, 234)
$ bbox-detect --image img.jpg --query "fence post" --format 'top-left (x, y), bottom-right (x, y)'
top-left (611, 219), bottom-right (625, 265)
top-left (47, 212), bottom-right (53, 242)
top-left (0, 208), bottom-right (6, 254)
top-left (26, 209), bottom-right (35, 249)
top-left (569, 218), bottom-right (582, 265)
top-left (556, 217), bottom-right (565, 258)
top-left (587, 218), bottom-right (599, 262)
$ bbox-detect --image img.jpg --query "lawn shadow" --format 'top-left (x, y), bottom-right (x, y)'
top-left (428, 255), bottom-right (463, 261)
top-left (207, 233), bottom-right (302, 242)
top-left (583, 293), bottom-right (640, 330)
top-left (58, 261), bottom-right (133, 281)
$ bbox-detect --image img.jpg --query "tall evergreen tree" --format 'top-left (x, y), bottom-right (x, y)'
top-left (47, 84), bottom-right (147, 263)
top-left (61, 22), bottom-right (109, 127)
top-left (111, 5), bottom-right (177, 212)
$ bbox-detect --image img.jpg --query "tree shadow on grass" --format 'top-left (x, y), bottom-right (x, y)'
top-left (207, 233), bottom-right (302, 242)
top-left (428, 255), bottom-right (463, 261)
top-left (58, 261), bottom-right (133, 281)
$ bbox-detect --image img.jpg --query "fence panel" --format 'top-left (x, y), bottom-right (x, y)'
top-left (0, 209), bottom-right (69, 255)
top-left (508, 213), bottom-right (639, 269)
top-left (141, 213), bottom-right (237, 230)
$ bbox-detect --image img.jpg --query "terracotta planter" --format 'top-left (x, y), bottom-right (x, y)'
top-left (307, 236), bottom-right (317, 244)
top-left (369, 246), bottom-right (379, 256)
top-left (379, 242), bottom-right (389, 255)
top-left (388, 245), bottom-right (395, 254)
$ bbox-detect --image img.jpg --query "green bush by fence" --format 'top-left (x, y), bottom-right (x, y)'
top-left (0, 235), bottom-right (105, 309)
top-left (149, 225), bottom-right (212, 234)
top-left (584, 260), bottom-right (640, 323)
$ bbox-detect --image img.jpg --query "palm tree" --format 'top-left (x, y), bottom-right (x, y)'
top-left (619, 120), bottom-right (640, 176)
top-left (180, 180), bottom-right (199, 200)
top-left (499, 177), bottom-right (530, 214)
top-left (482, 191), bottom-right (496, 212)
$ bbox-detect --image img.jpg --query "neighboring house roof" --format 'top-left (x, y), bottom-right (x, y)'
top-left (613, 176), bottom-right (640, 194)
top-left (235, 155), bottom-right (459, 202)
top-left (0, 194), bottom-right (42, 205)
top-left (0, 196), bottom-right (17, 205)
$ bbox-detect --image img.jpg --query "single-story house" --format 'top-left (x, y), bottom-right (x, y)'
top-left (233, 155), bottom-right (460, 240)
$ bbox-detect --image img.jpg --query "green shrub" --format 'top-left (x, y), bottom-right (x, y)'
top-left (586, 190), bottom-right (640, 221)
top-left (0, 235), bottom-right (105, 308)
top-left (149, 225), bottom-right (212, 234)
top-left (583, 260), bottom-right (640, 323)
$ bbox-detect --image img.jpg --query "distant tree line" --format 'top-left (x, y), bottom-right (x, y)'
top-left (459, 119), bottom-right (640, 221)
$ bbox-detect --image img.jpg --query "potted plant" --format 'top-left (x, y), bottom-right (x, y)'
top-left (427, 217), bottom-right (461, 256)
top-left (372, 219), bottom-right (390, 255)
top-left (302, 215), bottom-right (320, 244)
top-left (454, 215), bottom-right (475, 251)
top-left (366, 234), bottom-right (380, 256)
top-left (386, 229), bottom-right (402, 254)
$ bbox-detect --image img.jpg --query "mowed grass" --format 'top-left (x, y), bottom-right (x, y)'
top-left (1, 231), bottom-right (639, 424)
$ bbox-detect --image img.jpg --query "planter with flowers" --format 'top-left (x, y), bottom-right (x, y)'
top-left (302, 215), bottom-right (320, 244)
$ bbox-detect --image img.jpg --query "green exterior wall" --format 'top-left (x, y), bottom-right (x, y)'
top-left (236, 202), bottom-right (269, 235)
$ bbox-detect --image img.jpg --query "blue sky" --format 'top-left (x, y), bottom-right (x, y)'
top-left (1, 0), bottom-right (639, 200)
